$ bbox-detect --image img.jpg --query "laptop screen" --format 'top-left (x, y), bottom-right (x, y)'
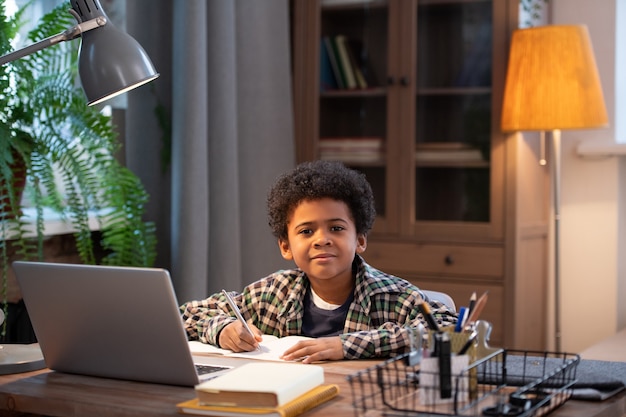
top-left (13, 261), bottom-right (233, 386)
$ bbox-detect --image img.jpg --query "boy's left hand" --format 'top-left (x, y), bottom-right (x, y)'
top-left (279, 336), bottom-right (343, 364)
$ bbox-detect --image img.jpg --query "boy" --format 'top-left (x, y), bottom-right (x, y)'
top-left (180, 160), bottom-right (456, 363)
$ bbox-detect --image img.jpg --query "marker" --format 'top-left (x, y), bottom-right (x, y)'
top-left (221, 289), bottom-right (261, 351)
top-left (468, 291), bottom-right (477, 317)
top-left (418, 302), bottom-right (440, 332)
top-left (436, 332), bottom-right (452, 399)
top-left (454, 307), bottom-right (467, 333)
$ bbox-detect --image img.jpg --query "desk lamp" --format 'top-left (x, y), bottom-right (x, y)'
top-left (0, 0), bottom-right (158, 373)
top-left (501, 25), bottom-right (608, 352)
top-left (0, 0), bottom-right (159, 105)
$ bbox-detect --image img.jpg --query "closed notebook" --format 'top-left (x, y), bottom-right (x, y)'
top-left (194, 362), bottom-right (324, 408)
top-left (177, 384), bottom-right (340, 417)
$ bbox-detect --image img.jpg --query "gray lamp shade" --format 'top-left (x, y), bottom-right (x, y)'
top-left (71, 0), bottom-right (159, 106)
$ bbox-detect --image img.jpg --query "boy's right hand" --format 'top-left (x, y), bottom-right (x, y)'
top-left (218, 321), bottom-right (263, 352)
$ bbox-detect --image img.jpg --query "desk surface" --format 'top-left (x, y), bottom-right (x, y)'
top-left (0, 334), bottom-right (625, 417)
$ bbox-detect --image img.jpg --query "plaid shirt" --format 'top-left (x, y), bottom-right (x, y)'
top-left (180, 255), bottom-right (457, 359)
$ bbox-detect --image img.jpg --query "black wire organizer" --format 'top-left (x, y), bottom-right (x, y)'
top-left (346, 349), bottom-right (580, 417)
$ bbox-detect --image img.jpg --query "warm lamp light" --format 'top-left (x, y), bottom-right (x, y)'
top-left (501, 25), bottom-right (608, 352)
top-left (502, 25), bottom-right (607, 131)
top-left (0, 0), bottom-right (159, 106)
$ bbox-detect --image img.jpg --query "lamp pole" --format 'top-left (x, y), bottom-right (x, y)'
top-left (0, 17), bottom-right (106, 66)
top-left (551, 129), bottom-right (562, 353)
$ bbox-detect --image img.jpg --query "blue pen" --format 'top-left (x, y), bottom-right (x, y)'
top-left (455, 307), bottom-right (467, 332)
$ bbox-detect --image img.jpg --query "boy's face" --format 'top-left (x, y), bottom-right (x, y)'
top-left (278, 198), bottom-right (366, 286)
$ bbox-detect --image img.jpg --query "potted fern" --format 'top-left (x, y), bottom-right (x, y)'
top-left (0, 1), bottom-right (157, 334)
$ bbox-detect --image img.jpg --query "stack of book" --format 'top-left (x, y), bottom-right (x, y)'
top-left (177, 362), bottom-right (339, 417)
top-left (320, 35), bottom-right (371, 91)
top-left (415, 142), bottom-right (484, 163)
top-left (319, 137), bottom-right (384, 163)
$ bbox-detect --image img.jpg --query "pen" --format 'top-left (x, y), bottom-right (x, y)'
top-left (467, 291), bottom-right (477, 317)
top-left (465, 290), bottom-right (488, 329)
top-left (436, 332), bottom-right (452, 399)
top-left (418, 302), bottom-right (440, 332)
top-left (454, 306), bottom-right (467, 333)
top-left (221, 289), bottom-right (261, 351)
top-left (458, 329), bottom-right (478, 355)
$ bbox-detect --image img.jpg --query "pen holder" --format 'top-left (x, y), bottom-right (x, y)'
top-left (426, 327), bottom-right (478, 401)
top-left (426, 326), bottom-right (477, 363)
top-left (419, 354), bottom-right (470, 406)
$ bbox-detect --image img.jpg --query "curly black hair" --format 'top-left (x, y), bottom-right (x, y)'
top-left (267, 160), bottom-right (376, 241)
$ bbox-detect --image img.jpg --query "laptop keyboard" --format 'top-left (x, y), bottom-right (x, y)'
top-left (195, 364), bottom-right (231, 376)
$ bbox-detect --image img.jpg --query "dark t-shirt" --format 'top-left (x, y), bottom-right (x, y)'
top-left (301, 288), bottom-right (354, 337)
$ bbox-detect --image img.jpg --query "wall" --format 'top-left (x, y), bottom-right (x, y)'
top-left (549, 0), bottom-right (625, 353)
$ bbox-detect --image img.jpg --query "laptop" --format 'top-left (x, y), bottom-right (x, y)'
top-left (12, 261), bottom-right (234, 386)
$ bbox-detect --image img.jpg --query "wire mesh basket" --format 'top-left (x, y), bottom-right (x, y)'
top-left (347, 349), bottom-right (580, 417)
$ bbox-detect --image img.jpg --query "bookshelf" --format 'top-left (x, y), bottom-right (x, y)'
top-left (291, 0), bottom-right (550, 350)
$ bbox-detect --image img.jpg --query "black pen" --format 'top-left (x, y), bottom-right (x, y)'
top-left (468, 291), bottom-right (477, 317)
top-left (458, 330), bottom-right (478, 355)
top-left (418, 302), bottom-right (440, 332)
top-left (437, 332), bottom-right (452, 399)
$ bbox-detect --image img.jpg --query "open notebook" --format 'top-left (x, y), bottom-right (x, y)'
top-left (12, 261), bottom-right (234, 386)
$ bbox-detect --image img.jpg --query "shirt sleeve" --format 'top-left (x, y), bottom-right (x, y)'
top-left (180, 292), bottom-right (239, 346)
top-left (180, 271), bottom-right (305, 346)
top-left (340, 284), bottom-right (458, 360)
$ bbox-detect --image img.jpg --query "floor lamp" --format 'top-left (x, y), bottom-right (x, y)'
top-left (501, 25), bottom-right (608, 352)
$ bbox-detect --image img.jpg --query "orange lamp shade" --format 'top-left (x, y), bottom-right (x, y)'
top-left (501, 25), bottom-right (608, 132)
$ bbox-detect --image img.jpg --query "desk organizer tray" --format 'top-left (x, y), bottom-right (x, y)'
top-left (347, 349), bottom-right (580, 417)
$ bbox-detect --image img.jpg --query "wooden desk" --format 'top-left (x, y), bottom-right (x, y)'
top-left (0, 359), bottom-right (373, 417)
top-left (0, 337), bottom-right (624, 417)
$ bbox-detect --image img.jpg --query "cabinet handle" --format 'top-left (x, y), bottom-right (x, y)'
top-left (387, 76), bottom-right (395, 85)
top-left (400, 76), bottom-right (409, 86)
top-left (444, 255), bottom-right (454, 266)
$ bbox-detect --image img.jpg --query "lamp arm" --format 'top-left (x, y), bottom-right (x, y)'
top-left (0, 16), bottom-right (107, 66)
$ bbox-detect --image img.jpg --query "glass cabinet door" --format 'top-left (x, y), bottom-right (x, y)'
top-left (414, 0), bottom-right (493, 224)
top-left (318, 1), bottom-right (391, 230)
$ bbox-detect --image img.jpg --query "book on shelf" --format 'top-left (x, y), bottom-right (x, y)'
top-left (415, 148), bottom-right (484, 162)
top-left (320, 153), bottom-right (383, 163)
top-left (333, 35), bottom-right (357, 89)
top-left (193, 362), bottom-right (325, 408)
top-left (319, 137), bottom-right (384, 163)
top-left (177, 384), bottom-right (340, 417)
top-left (345, 38), bottom-right (368, 89)
top-left (350, 38), bottom-right (378, 87)
top-left (319, 38), bottom-right (338, 91)
top-left (319, 137), bottom-right (383, 150)
top-left (323, 36), bottom-right (346, 89)
top-left (415, 142), bottom-right (476, 151)
top-left (321, 0), bottom-right (375, 5)
top-left (322, 35), bottom-right (372, 90)
top-left (189, 335), bottom-right (314, 362)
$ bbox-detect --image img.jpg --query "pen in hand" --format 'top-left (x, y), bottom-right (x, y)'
top-left (221, 289), bottom-right (261, 351)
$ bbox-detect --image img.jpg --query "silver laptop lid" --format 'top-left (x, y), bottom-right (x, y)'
top-left (12, 261), bottom-right (224, 386)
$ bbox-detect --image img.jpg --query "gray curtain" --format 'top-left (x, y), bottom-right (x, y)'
top-left (126, 0), bottom-right (295, 303)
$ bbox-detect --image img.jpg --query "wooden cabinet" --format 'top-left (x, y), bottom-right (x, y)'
top-left (291, 0), bottom-right (549, 350)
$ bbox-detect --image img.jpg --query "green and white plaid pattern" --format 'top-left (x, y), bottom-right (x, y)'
top-left (181, 256), bottom-right (457, 360)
